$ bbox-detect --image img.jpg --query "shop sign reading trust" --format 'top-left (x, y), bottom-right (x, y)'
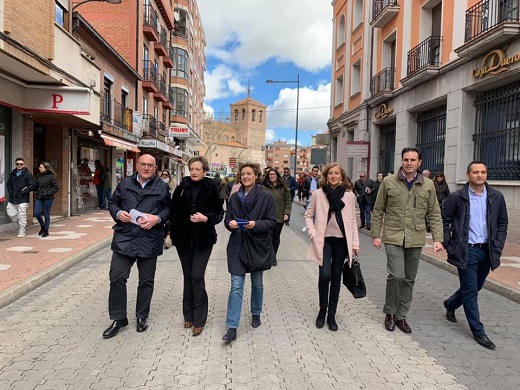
top-left (473, 49), bottom-right (520, 78)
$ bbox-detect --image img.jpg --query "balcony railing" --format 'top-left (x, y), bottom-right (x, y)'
top-left (142, 114), bottom-right (158, 138)
top-left (465, 0), bottom-right (519, 42)
top-left (407, 36), bottom-right (442, 76)
top-left (158, 75), bottom-right (167, 96)
top-left (100, 96), bottom-right (131, 132)
top-left (370, 67), bottom-right (396, 96)
top-left (143, 60), bottom-right (158, 85)
top-left (372, 0), bottom-right (399, 21)
top-left (143, 5), bottom-right (159, 37)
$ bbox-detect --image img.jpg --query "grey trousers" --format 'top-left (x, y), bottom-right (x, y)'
top-left (383, 244), bottom-right (423, 319)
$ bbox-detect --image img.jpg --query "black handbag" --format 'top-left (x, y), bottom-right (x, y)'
top-left (240, 229), bottom-right (275, 272)
top-left (343, 256), bottom-right (366, 298)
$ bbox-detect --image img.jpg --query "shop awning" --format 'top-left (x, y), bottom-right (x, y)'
top-left (101, 134), bottom-right (141, 153)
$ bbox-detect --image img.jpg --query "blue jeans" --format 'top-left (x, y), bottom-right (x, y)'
top-left (359, 200), bottom-right (372, 227)
top-left (225, 272), bottom-right (263, 329)
top-left (34, 199), bottom-right (54, 230)
top-left (445, 246), bottom-right (491, 337)
top-left (100, 189), bottom-right (111, 209)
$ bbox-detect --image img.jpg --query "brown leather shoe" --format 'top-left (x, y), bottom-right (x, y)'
top-left (396, 318), bottom-right (412, 333)
top-left (192, 327), bottom-right (203, 336)
top-left (184, 321), bottom-right (193, 328)
top-left (384, 314), bottom-right (395, 332)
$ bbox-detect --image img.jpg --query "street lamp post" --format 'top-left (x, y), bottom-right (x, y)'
top-left (266, 74), bottom-right (300, 176)
top-left (72, 0), bottom-right (122, 11)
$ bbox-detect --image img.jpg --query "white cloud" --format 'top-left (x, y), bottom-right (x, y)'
top-left (267, 83), bottom-right (331, 133)
top-left (205, 64), bottom-right (247, 101)
top-left (198, 0), bottom-right (332, 71)
top-left (265, 128), bottom-right (276, 143)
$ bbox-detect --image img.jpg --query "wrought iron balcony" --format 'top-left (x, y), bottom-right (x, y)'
top-left (456, 0), bottom-right (520, 58)
top-left (100, 96), bottom-right (132, 132)
top-left (143, 5), bottom-right (159, 41)
top-left (142, 114), bottom-right (158, 138)
top-left (371, 67), bottom-right (396, 96)
top-left (371, 0), bottom-right (400, 28)
top-left (142, 60), bottom-right (158, 92)
top-left (407, 36), bottom-right (442, 76)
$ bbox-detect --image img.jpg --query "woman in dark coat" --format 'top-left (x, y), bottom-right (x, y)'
top-left (433, 172), bottom-right (450, 207)
top-left (222, 163), bottom-right (276, 343)
top-left (170, 156), bottom-right (223, 337)
top-left (34, 162), bottom-right (59, 237)
top-left (261, 168), bottom-right (292, 265)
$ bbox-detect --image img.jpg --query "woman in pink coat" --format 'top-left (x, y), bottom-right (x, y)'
top-left (304, 163), bottom-right (360, 331)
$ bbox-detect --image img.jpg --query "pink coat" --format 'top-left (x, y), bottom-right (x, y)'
top-left (304, 188), bottom-right (360, 267)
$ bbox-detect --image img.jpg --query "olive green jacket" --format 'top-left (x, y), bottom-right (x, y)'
top-left (371, 169), bottom-right (443, 247)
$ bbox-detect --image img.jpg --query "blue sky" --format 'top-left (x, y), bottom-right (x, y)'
top-left (198, 0), bottom-right (333, 147)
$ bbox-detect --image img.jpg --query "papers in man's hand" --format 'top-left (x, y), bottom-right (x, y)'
top-left (129, 209), bottom-right (148, 225)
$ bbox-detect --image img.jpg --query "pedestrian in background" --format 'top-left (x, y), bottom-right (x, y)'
top-left (371, 147), bottom-right (443, 334)
top-left (262, 168), bottom-right (292, 266)
top-left (6, 157), bottom-right (35, 237)
top-left (222, 162), bottom-right (276, 343)
top-left (93, 159), bottom-right (103, 209)
top-left (353, 172), bottom-right (375, 230)
top-left (160, 169), bottom-right (175, 249)
top-left (282, 167), bottom-right (298, 201)
top-left (302, 165), bottom-right (320, 209)
top-left (371, 172), bottom-right (384, 211)
top-left (433, 172), bottom-right (450, 207)
top-left (99, 164), bottom-right (112, 210)
top-left (297, 173), bottom-right (306, 201)
top-left (103, 154), bottom-right (170, 339)
top-left (423, 169), bottom-right (431, 179)
top-left (34, 162), bottom-right (59, 238)
top-left (442, 161), bottom-right (508, 350)
top-left (170, 156), bottom-right (224, 337)
top-left (219, 176), bottom-right (230, 207)
top-left (304, 162), bottom-right (359, 332)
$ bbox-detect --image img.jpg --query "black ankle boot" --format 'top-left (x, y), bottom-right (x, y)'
top-left (315, 309), bottom-right (326, 329)
top-left (327, 315), bottom-right (338, 331)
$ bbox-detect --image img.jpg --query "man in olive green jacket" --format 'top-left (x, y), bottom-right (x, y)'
top-left (371, 147), bottom-right (444, 334)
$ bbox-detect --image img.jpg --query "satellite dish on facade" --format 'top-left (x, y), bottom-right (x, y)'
top-left (174, 11), bottom-right (180, 22)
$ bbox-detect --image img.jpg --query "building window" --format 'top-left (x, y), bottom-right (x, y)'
top-left (55, 1), bottom-right (67, 27)
top-left (475, 81), bottom-right (520, 180)
top-left (172, 48), bottom-right (188, 79)
top-left (337, 15), bottom-right (345, 48)
top-left (259, 110), bottom-right (263, 122)
top-left (351, 60), bottom-right (361, 96)
top-left (242, 108), bottom-right (246, 121)
top-left (252, 109), bottom-right (256, 121)
top-left (121, 90), bottom-right (128, 108)
top-left (234, 109), bottom-right (239, 121)
top-left (102, 78), bottom-right (112, 122)
top-left (335, 76), bottom-right (344, 105)
top-left (379, 125), bottom-right (395, 174)
top-left (353, 0), bottom-right (363, 29)
top-left (171, 87), bottom-right (188, 117)
top-left (416, 105), bottom-right (446, 174)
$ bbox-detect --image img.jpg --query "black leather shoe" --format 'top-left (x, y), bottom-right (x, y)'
top-left (327, 315), bottom-right (338, 331)
top-left (136, 318), bottom-right (148, 333)
top-left (474, 335), bottom-right (496, 350)
top-left (316, 310), bottom-right (326, 329)
top-left (41, 230), bottom-right (49, 238)
top-left (38, 227), bottom-right (45, 236)
top-left (384, 314), bottom-right (395, 332)
top-left (102, 319), bottom-right (128, 339)
top-left (396, 318), bottom-right (412, 333)
top-left (251, 315), bottom-right (261, 328)
top-left (222, 328), bottom-right (237, 343)
top-left (443, 300), bottom-right (457, 323)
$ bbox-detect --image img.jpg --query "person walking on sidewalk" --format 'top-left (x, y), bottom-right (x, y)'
top-left (98, 164), bottom-right (112, 210)
top-left (302, 166), bottom-right (320, 209)
top-left (222, 162), bottom-right (276, 343)
top-left (282, 167), bottom-right (298, 201)
top-left (261, 168), bottom-right (292, 266)
top-left (34, 162), bottom-right (59, 238)
top-left (371, 147), bottom-right (443, 334)
top-left (102, 154), bottom-right (170, 339)
top-left (353, 172), bottom-right (375, 230)
top-left (442, 161), bottom-right (508, 350)
top-left (6, 157), bottom-right (35, 237)
top-left (169, 156), bottom-right (224, 337)
top-left (304, 163), bottom-right (359, 331)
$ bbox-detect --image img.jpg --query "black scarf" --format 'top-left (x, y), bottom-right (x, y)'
top-left (322, 184), bottom-right (346, 212)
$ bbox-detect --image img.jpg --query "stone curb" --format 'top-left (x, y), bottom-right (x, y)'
top-left (0, 237), bottom-right (112, 310)
top-left (359, 229), bottom-right (520, 304)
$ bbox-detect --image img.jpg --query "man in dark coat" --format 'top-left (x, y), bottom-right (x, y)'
top-left (302, 166), bottom-right (320, 209)
top-left (442, 161), bottom-right (508, 350)
top-left (353, 172), bottom-right (375, 229)
top-left (282, 167), bottom-right (298, 201)
top-left (103, 154), bottom-right (170, 339)
top-left (6, 157), bottom-right (35, 237)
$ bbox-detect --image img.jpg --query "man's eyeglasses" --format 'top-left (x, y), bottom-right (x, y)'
top-left (138, 163), bottom-right (155, 169)
top-left (16, 163), bottom-right (24, 166)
